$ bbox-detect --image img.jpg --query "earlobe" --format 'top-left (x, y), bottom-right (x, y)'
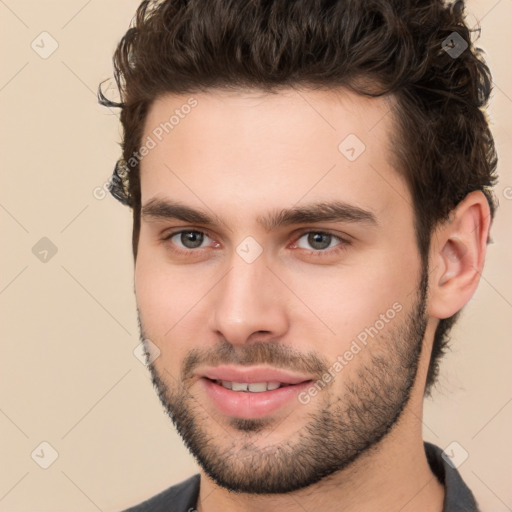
top-left (428, 191), bottom-right (491, 319)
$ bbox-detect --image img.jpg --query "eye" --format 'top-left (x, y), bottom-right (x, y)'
top-left (166, 230), bottom-right (213, 250)
top-left (161, 228), bottom-right (349, 259)
top-left (295, 232), bottom-right (342, 251)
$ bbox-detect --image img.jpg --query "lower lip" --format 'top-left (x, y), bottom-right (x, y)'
top-left (200, 378), bottom-right (312, 419)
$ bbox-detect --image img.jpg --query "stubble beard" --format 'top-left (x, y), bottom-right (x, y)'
top-left (140, 266), bottom-right (429, 494)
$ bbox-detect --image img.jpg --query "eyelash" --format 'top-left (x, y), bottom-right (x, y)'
top-left (161, 229), bottom-right (351, 258)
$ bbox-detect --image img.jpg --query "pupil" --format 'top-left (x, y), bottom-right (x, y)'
top-left (308, 232), bottom-right (331, 250)
top-left (182, 231), bottom-right (204, 248)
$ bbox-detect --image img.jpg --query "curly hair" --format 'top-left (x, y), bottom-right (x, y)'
top-left (98, 0), bottom-right (498, 395)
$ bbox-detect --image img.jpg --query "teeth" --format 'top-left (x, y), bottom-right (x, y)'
top-left (218, 381), bottom-right (283, 392)
top-left (248, 382), bottom-right (267, 393)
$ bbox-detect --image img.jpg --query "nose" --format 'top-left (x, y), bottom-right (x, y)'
top-left (208, 255), bottom-right (290, 346)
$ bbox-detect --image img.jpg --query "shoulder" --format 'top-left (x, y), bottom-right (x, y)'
top-left (121, 474), bottom-right (200, 512)
top-left (424, 442), bottom-right (482, 512)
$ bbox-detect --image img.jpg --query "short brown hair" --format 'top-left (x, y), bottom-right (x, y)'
top-left (99, 0), bottom-right (498, 395)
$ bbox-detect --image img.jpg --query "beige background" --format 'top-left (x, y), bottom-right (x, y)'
top-left (1, 1), bottom-right (511, 511)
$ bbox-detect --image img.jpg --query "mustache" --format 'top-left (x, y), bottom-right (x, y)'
top-left (180, 341), bottom-right (330, 382)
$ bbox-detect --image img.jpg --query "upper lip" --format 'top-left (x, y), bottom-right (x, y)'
top-left (199, 365), bottom-right (313, 385)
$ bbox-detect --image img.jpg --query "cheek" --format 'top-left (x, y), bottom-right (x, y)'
top-left (135, 265), bottom-right (207, 379)
top-left (134, 248), bottom-right (209, 354)
top-left (285, 247), bottom-right (420, 352)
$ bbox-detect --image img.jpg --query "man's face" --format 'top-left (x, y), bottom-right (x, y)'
top-left (135, 88), bottom-right (429, 493)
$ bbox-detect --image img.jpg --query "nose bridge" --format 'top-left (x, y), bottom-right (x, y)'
top-left (219, 254), bottom-right (272, 319)
top-left (209, 252), bottom-right (288, 344)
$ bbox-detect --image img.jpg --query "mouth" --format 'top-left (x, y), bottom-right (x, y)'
top-left (197, 366), bottom-right (314, 419)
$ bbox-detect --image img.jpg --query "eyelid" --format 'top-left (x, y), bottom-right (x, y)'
top-left (162, 228), bottom-right (217, 248)
top-left (292, 226), bottom-right (350, 241)
top-left (162, 227), bottom-right (348, 242)
top-left (162, 226), bottom-right (214, 239)
top-left (290, 229), bottom-right (350, 250)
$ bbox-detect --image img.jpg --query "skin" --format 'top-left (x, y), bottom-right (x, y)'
top-left (134, 87), bottom-right (491, 512)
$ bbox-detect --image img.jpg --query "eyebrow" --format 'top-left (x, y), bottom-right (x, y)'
top-left (141, 198), bottom-right (378, 230)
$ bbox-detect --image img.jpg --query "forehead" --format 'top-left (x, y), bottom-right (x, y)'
top-left (138, 87), bottom-right (409, 227)
top-left (142, 87), bottom-right (396, 153)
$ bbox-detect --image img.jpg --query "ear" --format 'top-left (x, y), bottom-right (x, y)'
top-left (427, 191), bottom-right (492, 319)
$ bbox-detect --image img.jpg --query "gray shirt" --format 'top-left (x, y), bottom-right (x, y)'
top-left (122, 442), bottom-right (481, 511)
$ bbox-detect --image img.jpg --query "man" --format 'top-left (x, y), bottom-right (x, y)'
top-left (99, 0), bottom-right (497, 510)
